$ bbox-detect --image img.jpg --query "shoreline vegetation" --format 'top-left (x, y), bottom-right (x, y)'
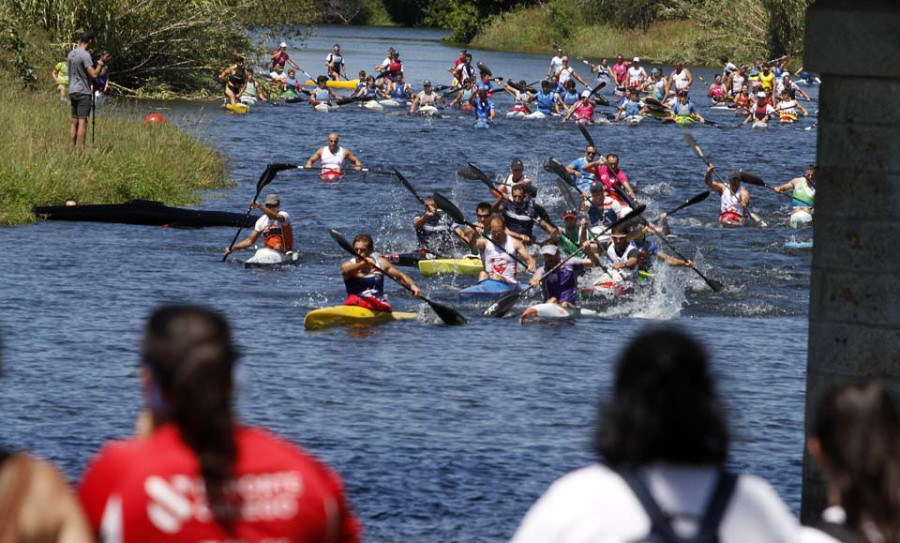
top-left (0, 90), bottom-right (229, 226)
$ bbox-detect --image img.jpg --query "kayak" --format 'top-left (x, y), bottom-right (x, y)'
top-left (473, 119), bottom-right (493, 129)
top-left (624, 115), bottom-right (643, 126)
top-left (779, 114), bottom-right (798, 124)
top-left (362, 100), bottom-right (383, 110)
top-left (784, 240), bottom-right (813, 251)
top-left (506, 110), bottom-right (527, 119)
top-left (320, 169), bottom-right (343, 182)
top-left (458, 279), bottom-right (523, 301)
top-left (241, 248), bottom-right (301, 268)
top-left (304, 305), bottom-right (417, 330)
top-left (379, 99), bottom-right (405, 107)
top-left (710, 104), bottom-right (731, 110)
top-left (789, 209), bottom-right (813, 228)
top-left (304, 78), bottom-right (359, 89)
top-left (735, 107), bottom-right (750, 116)
top-left (719, 210), bottom-right (745, 227)
top-left (224, 103), bottom-right (249, 114)
top-left (418, 256), bottom-right (483, 276)
top-left (240, 95), bottom-right (257, 106)
top-left (313, 102), bottom-right (333, 112)
top-left (674, 116), bottom-right (694, 125)
top-left (752, 120), bottom-right (768, 129)
top-left (384, 250), bottom-right (432, 268)
top-left (418, 105), bottom-right (439, 117)
top-left (523, 111), bottom-right (547, 120)
top-left (519, 303), bottom-right (598, 324)
top-left (32, 200), bottom-right (257, 228)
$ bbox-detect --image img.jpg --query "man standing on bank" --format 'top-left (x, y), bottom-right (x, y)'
top-left (68, 32), bottom-right (109, 150)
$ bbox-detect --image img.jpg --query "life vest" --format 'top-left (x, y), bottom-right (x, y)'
top-left (574, 101), bottom-right (594, 121)
top-left (792, 177), bottom-right (815, 208)
top-left (344, 254), bottom-right (386, 300)
top-left (388, 60), bottom-right (402, 75)
top-left (313, 87), bottom-right (331, 103)
top-left (226, 66), bottom-right (245, 91)
top-left (390, 83), bottom-right (410, 100)
top-left (361, 86), bottom-right (378, 99)
top-left (258, 213), bottom-right (293, 252)
top-left (759, 71), bottom-right (775, 91)
top-left (535, 91), bottom-right (556, 114)
top-left (754, 104), bottom-right (770, 120)
top-left (674, 101), bottom-right (694, 118)
top-left (561, 90), bottom-right (579, 106)
top-left (710, 83), bottom-right (726, 100)
top-left (605, 241), bottom-right (639, 280)
top-left (481, 236), bottom-right (518, 282)
top-left (623, 100), bottom-right (642, 117)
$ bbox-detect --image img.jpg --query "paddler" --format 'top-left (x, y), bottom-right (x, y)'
top-left (776, 73), bottom-right (811, 101)
top-left (325, 43), bottom-right (347, 81)
top-left (626, 57), bottom-right (648, 91)
top-left (758, 64), bottom-right (776, 94)
top-left (305, 133), bottom-right (363, 175)
top-left (499, 79), bottom-right (534, 116)
top-left (452, 52), bottom-right (476, 86)
top-left (668, 61), bottom-right (694, 96)
top-left (533, 80), bottom-right (561, 116)
top-left (705, 163), bottom-right (751, 226)
top-left (562, 90), bottom-right (597, 125)
top-left (342, 233), bottom-right (422, 312)
top-left (707, 74), bottom-right (728, 103)
top-left (555, 57), bottom-right (588, 88)
top-left (591, 57), bottom-right (613, 85)
top-left (475, 72), bottom-right (497, 94)
top-left (774, 164), bottom-right (816, 226)
top-left (774, 89), bottom-right (808, 123)
top-left (613, 88), bottom-right (648, 123)
top-left (218, 56), bottom-right (247, 105)
top-left (644, 68), bottom-right (668, 102)
top-left (595, 223), bottom-right (640, 285)
top-left (663, 91), bottom-right (706, 124)
top-left (566, 145), bottom-right (602, 193)
top-left (269, 42), bottom-right (299, 74)
top-left (408, 80), bottom-right (445, 115)
top-left (593, 154), bottom-right (637, 202)
top-left (449, 79), bottom-right (476, 110)
top-left (547, 47), bottom-right (565, 78)
top-left (629, 217), bottom-right (694, 273)
top-left (352, 75), bottom-right (379, 101)
top-left (529, 242), bottom-right (601, 308)
top-left (493, 185), bottom-right (558, 245)
top-left (473, 89), bottom-right (495, 124)
top-left (242, 69), bottom-right (267, 103)
top-left (586, 183), bottom-right (632, 228)
top-left (224, 194), bottom-right (293, 257)
top-left (413, 197), bottom-right (456, 255)
top-left (454, 202), bottom-right (494, 248)
top-left (470, 215), bottom-right (536, 284)
top-left (610, 54), bottom-right (629, 91)
top-left (558, 209), bottom-right (589, 257)
top-left (500, 159), bottom-right (533, 198)
top-left (727, 65), bottom-right (748, 99)
top-left (310, 75), bottom-right (341, 107)
top-left (559, 79), bottom-right (580, 107)
top-left (742, 91), bottom-right (776, 125)
top-left (382, 71), bottom-right (412, 104)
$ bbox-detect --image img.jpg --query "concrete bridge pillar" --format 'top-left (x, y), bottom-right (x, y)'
top-left (801, 0), bottom-right (900, 521)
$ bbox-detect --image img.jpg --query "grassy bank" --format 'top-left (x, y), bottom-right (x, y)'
top-left (471, 6), bottom-right (717, 66)
top-left (0, 91), bottom-right (229, 225)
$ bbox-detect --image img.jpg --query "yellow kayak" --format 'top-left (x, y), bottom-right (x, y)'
top-left (304, 305), bottom-right (417, 330)
top-left (304, 78), bottom-right (359, 89)
top-left (418, 256), bottom-right (483, 277)
top-left (224, 103), bottom-right (249, 114)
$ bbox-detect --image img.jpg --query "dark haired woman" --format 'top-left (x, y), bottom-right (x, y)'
top-left (510, 326), bottom-right (798, 542)
top-left (803, 379), bottom-right (900, 543)
top-left (79, 305), bottom-right (361, 542)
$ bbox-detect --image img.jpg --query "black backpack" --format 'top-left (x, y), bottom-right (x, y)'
top-left (615, 466), bottom-right (737, 543)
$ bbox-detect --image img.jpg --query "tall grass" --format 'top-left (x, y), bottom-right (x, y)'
top-left (0, 91), bottom-right (229, 225)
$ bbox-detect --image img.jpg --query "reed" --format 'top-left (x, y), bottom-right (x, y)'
top-left (0, 91), bottom-right (230, 225)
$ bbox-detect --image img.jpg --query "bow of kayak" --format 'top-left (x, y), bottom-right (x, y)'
top-left (458, 279), bottom-right (523, 301)
top-left (240, 248), bottom-right (301, 269)
top-left (418, 256), bottom-right (483, 276)
top-left (304, 305), bottom-right (418, 330)
top-left (519, 303), bottom-right (599, 324)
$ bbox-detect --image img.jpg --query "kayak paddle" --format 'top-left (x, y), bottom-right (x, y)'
top-left (329, 229), bottom-right (467, 326)
top-left (735, 171), bottom-right (790, 196)
top-left (392, 168), bottom-right (426, 205)
top-left (484, 204), bottom-right (647, 318)
top-left (577, 122), bottom-right (597, 149)
top-left (222, 163), bottom-right (295, 262)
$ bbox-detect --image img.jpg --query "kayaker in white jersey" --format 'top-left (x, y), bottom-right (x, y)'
top-left (705, 163), bottom-right (752, 227)
top-left (626, 57), bottom-right (648, 91)
top-left (408, 80), bottom-right (445, 115)
top-left (470, 214), bottom-right (535, 284)
top-left (547, 47), bottom-right (565, 78)
top-left (668, 61), bottom-right (693, 96)
top-left (305, 133), bottom-right (363, 175)
top-left (774, 164), bottom-right (815, 226)
top-left (224, 193), bottom-right (293, 256)
top-left (554, 57), bottom-right (588, 88)
top-left (325, 43), bottom-right (347, 81)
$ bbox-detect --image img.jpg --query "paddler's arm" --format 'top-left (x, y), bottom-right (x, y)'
top-left (226, 230), bottom-right (260, 254)
top-left (740, 187), bottom-right (751, 208)
top-left (256, 203), bottom-right (284, 222)
top-left (341, 256), bottom-right (377, 278)
top-left (796, 86), bottom-right (811, 101)
top-left (408, 95), bottom-right (419, 114)
top-left (705, 163), bottom-right (725, 193)
top-left (305, 148), bottom-right (323, 169)
top-left (288, 58), bottom-right (299, 70)
top-left (379, 258), bottom-right (423, 297)
top-left (218, 65), bottom-right (234, 83)
top-left (343, 150), bottom-right (362, 171)
top-left (657, 250), bottom-right (693, 268)
top-left (797, 102), bottom-right (809, 116)
top-left (573, 71), bottom-right (588, 87)
top-left (514, 240), bottom-right (537, 273)
top-left (528, 268), bottom-right (544, 288)
top-left (773, 178), bottom-right (798, 194)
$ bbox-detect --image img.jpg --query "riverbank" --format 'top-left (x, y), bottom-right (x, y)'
top-left (0, 90), bottom-right (229, 226)
top-left (470, 7), bottom-right (709, 65)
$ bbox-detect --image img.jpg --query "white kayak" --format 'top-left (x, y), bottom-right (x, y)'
top-left (242, 248), bottom-right (301, 268)
top-left (624, 115), bottom-right (643, 126)
top-left (313, 103), bottom-right (333, 112)
top-left (240, 95), bottom-right (257, 106)
top-left (523, 111), bottom-right (547, 120)
top-left (789, 209), bottom-right (813, 228)
top-left (506, 110), bottom-right (527, 119)
top-left (417, 105), bottom-right (439, 117)
top-left (752, 120), bottom-right (768, 129)
top-left (520, 303), bottom-right (598, 324)
top-left (379, 99), bottom-right (404, 107)
top-left (362, 100), bottom-right (383, 110)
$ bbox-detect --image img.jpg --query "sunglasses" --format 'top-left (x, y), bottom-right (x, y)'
top-left (476, 213), bottom-right (491, 218)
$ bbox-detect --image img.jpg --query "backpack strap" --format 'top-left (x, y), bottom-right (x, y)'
top-left (614, 465), bottom-right (738, 543)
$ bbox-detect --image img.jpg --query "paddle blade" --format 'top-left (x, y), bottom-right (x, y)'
top-left (268, 162), bottom-right (299, 173)
top-left (555, 179), bottom-right (579, 210)
top-left (426, 299), bottom-right (468, 325)
top-left (665, 190), bottom-right (711, 216)
top-left (705, 276), bottom-right (725, 293)
top-left (483, 292), bottom-right (520, 318)
top-left (736, 170), bottom-right (768, 187)
top-left (682, 132), bottom-right (705, 159)
top-left (432, 192), bottom-right (467, 224)
top-left (577, 122), bottom-right (596, 148)
top-left (477, 61), bottom-right (492, 77)
top-left (457, 166), bottom-right (480, 180)
top-left (466, 162), bottom-right (491, 183)
top-left (392, 168), bottom-right (426, 205)
top-left (329, 229), bottom-right (357, 257)
top-left (546, 157), bottom-right (575, 186)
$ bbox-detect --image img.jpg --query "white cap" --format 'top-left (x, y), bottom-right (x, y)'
top-left (757, 91), bottom-right (766, 98)
top-left (581, 90), bottom-right (591, 98)
top-left (279, 42), bottom-right (287, 48)
top-left (540, 245), bottom-right (559, 256)
top-left (633, 57), bottom-right (640, 62)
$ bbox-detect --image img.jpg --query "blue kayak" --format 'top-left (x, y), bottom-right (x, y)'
top-left (458, 279), bottom-right (523, 301)
top-left (473, 119), bottom-right (494, 129)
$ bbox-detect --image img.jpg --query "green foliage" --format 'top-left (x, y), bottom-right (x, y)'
top-left (354, 0), bottom-right (396, 26)
top-left (0, 90), bottom-right (229, 225)
top-left (425, 0), bottom-right (484, 42)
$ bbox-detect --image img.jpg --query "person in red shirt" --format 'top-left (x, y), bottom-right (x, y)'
top-left (589, 153), bottom-right (637, 203)
top-left (79, 305), bottom-right (361, 543)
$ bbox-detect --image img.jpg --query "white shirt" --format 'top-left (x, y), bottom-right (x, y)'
top-left (549, 55), bottom-right (565, 74)
top-left (254, 210), bottom-right (290, 233)
top-left (510, 464), bottom-right (799, 543)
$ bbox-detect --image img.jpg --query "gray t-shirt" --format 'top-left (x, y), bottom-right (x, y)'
top-left (67, 47), bottom-right (93, 96)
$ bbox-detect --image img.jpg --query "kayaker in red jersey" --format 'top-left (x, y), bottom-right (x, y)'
top-left (79, 305), bottom-right (362, 543)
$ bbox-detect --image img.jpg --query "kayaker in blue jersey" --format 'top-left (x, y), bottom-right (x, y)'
top-left (449, 79), bottom-right (476, 110)
top-left (663, 91), bottom-right (705, 124)
top-left (473, 89), bottom-right (495, 124)
top-left (629, 216), bottom-right (694, 273)
top-left (529, 242), bottom-right (601, 308)
top-left (341, 233), bottom-right (422, 312)
top-left (381, 72), bottom-right (412, 103)
top-left (549, 75), bottom-right (566, 96)
top-left (534, 80), bottom-right (560, 116)
top-left (311, 75), bottom-right (340, 106)
top-left (283, 69), bottom-right (300, 92)
top-left (470, 215), bottom-right (536, 284)
top-left (559, 80), bottom-right (580, 107)
top-left (475, 72), bottom-right (496, 94)
top-left (352, 76), bottom-right (379, 100)
top-left (566, 145), bottom-right (602, 193)
top-left (492, 184), bottom-right (558, 245)
top-left (613, 88), bottom-right (648, 122)
top-left (413, 197), bottom-right (456, 255)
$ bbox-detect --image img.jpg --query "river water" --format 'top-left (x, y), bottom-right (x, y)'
top-left (0, 26), bottom-right (816, 541)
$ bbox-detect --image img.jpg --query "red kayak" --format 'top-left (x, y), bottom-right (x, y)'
top-left (320, 169), bottom-right (343, 182)
top-left (718, 210), bottom-right (744, 227)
